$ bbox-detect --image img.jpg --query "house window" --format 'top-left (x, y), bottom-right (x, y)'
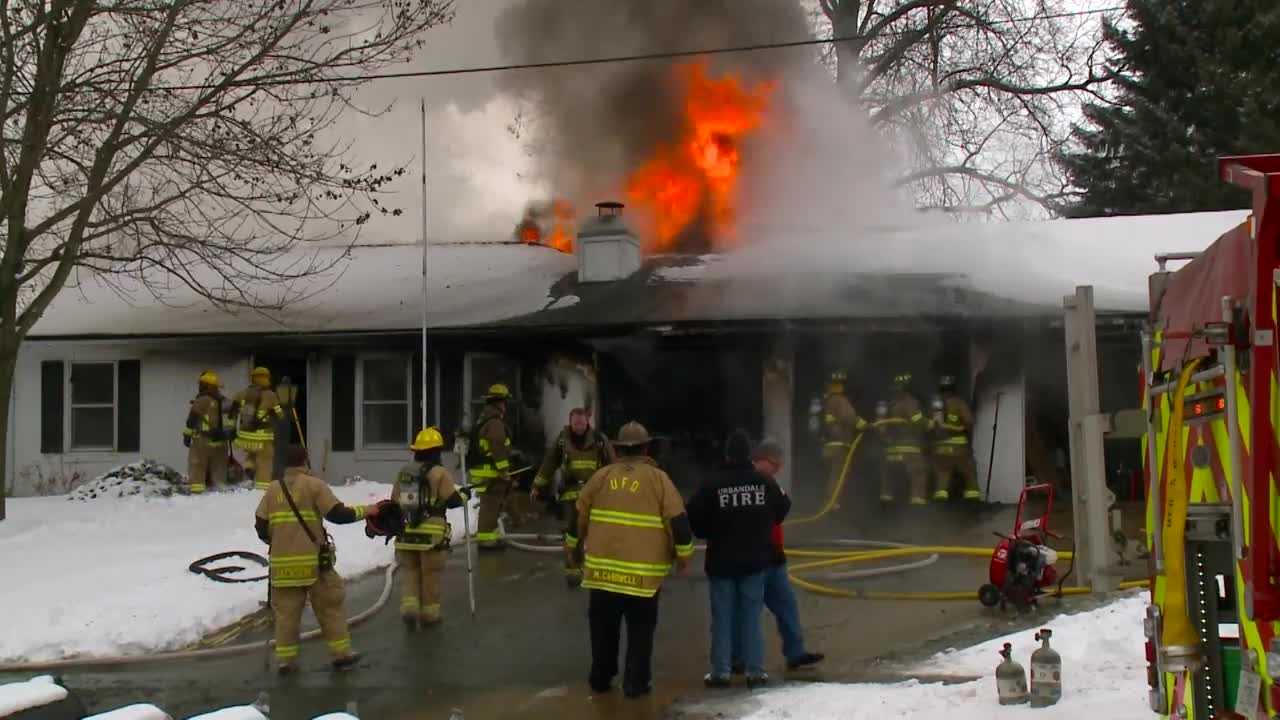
top-left (360, 355), bottom-right (410, 448)
top-left (69, 362), bottom-right (116, 450)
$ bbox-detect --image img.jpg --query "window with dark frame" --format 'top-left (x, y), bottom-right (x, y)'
top-left (69, 362), bottom-right (116, 450)
top-left (361, 355), bottom-right (410, 448)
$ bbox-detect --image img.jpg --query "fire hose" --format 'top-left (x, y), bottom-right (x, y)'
top-left (506, 432), bottom-right (1148, 599)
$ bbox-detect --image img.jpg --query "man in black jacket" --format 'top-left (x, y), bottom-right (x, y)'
top-left (687, 433), bottom-right (791, 688)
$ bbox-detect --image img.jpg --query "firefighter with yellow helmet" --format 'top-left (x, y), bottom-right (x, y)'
top-left (819, 371), bottom-right (867, 510)
top-left (183, 370), bottom-right (229, 494)
top-left (929, 375), bottom-right (981, 502)
top-left (874, 372), bottom-right (929, 504)
top-left (231, 366), bottom-right (286, 491)
top-left (391, 427), bottom-right (464, 628)
top-left (468, 383), bottom-right (514, 550)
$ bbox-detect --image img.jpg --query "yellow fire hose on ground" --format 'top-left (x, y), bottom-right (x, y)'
top-left (506, 427), bottom-right (1146, 601)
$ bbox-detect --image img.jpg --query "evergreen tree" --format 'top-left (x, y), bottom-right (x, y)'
top-left (1058, 1), bottom-right (1280, 217)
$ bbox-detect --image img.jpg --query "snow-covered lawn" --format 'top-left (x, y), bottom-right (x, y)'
top-left (0, 482), bottom-right (475, 663)
top-left (690, 592), bottom-right (1149, 719)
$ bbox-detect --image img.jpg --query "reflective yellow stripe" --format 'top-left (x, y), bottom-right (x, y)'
top-left (269, 510), bottom-right (318, 525)
top-left (584, 555), bottom-right (672, 575)
top-left (560, 489), bottom-right (581, 502)
top-left (476, 531), bottom-right (501, 542)
top-left (564, 534), bottom-right (580, 549)
top-left (495, 459), bottom-right (511, 470)
top-left (675, 543), bottom-right (694, 558)
top-left (909, 413), bottom-right (924, 422)
top-left (190, 484), bottom-right (206, 493)
top-left (581, 579), bottom-right (657, 598)
top-left (276, 644), bottom-right (299, 659)
top-left (569, 460), bottom-right (598, 470)
top-left (589, 509), bottom-right (664, 529)
top-left (328, 637), bottom-right (351, 652)
top-left (886, 446), bottom-right (921, 454)
top-left (471, 468), bottom-right (499, 478)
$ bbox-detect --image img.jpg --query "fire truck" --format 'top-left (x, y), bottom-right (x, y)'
top-left (1143, 154), bottom-right (1280, 720)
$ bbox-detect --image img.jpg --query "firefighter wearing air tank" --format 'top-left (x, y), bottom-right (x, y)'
top-left (232, 366), bottom-right (286, 491)
top-left (875, 372), bottom-right (929, 504)
top-left (533, 407), bottom-right (617, 587)
top-left (183, 370), bottom-right (229, 494)
top-left (820, 371), bottom-right (867, 509)
top-left (469, 383), bottom-right (513, 550)
top-left (929, 375), bottom-right (981, 501)
top-left (392, 428), bottom-right (464, 627)
top-left (254, 445), bottom-right (376, 674)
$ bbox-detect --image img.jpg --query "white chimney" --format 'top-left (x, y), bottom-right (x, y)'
top-left (576, 201), bottom-right (641, 283)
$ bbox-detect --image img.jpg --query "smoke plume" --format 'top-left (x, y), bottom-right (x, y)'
top-left (493, 0), bottom-right (818, 251)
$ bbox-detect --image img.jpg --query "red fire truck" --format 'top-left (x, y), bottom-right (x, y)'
top-left (1144, 154), bottom-right (1280, 720)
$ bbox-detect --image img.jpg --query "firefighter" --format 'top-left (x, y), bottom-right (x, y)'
top-left (532, 407), bottom-right (616, 587)
top-left (874, 372), bottom-right (929, 505)
top-left (577, 421), bottom-right (694, 698)
top-left (469, 383), bottom-right (513, 550)
top-left (183, 370), bottom-right (229, 494)
top-left (819, 371), bottom-right (867, 510)
top-left (929, 375), bottom-right (981, 502)
top-left (231, 366), bottom-right (286, 491)
top-left (254, 445), bottom-right (377, 674)
top-left (392, 427), bottom-right (464, 628)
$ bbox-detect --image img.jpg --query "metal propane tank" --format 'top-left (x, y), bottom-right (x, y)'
top-left (1029, 628), bottom-right (1062, 707)
top-left (996, 642), bottom-right (1030, 705)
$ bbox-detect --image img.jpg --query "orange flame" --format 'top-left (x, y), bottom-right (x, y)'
top-left (547, 198), bottom-right (575, 253)
top-left (625, 61), bottom-right (776, 253)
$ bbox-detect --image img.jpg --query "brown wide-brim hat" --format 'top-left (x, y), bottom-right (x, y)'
top-left (613, 421), bottom-right (651, 447)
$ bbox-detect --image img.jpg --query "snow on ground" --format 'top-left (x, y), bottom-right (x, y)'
top-left (83, 705), bottom-right (174, 720)
top-left (0, 675), bottom-right (68, 715)
top-left (185, 707), bottom-right (267, 720)
top-left (689, 592), bottom-right (1149, 720)
top-left (67, 460), bottom-right (187, 501)
top-left (0, 483), bottom-right (478, 663)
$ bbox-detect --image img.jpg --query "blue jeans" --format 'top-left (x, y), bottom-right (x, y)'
top-left (709, 571), bottom-right (767, 677)
top-left (733, 564), bottom-right (806, 664)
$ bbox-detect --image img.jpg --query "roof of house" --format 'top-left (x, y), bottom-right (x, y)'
top-left (26, 209), bottom-right (1251, 339)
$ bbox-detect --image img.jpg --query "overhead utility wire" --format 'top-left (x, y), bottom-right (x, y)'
top-left (142, 5), bottom-right (1123, 92)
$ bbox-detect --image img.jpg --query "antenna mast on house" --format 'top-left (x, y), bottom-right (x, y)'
top-left (420, 98), bottom-right (429, 428)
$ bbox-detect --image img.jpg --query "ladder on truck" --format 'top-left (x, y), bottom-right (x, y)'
top-left (1143, 153), bottom-right (1280, 720)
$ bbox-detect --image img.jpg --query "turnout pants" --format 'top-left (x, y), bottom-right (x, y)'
top-left (252, 442), bottom-right (275, 491)
top-left (187, 440), bottom-right (227, 494)
top-left (271, 570), bottom-right (353, 665)
top-left (932, 448), bottom-right (980, 500)
top-left (562, 499), bottom-right (582, 578)
top-left (588, 589), bottom-right (660, 692)
top-left (396, 549), bottom-right (446, 622)
top-left (881, 454), bottom-right (928, 504)
top-left (476, 475), bottom-right (511, 546)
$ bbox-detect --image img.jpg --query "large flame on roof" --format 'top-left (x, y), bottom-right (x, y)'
top-left (516, 198), bottom-right (575, 252)
top-left (625, 61), bottom-right (776, 253)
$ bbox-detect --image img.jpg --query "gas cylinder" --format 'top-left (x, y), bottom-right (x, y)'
top-left (1029, 628), bottom-right (1062, 707)
top-left (995, 642), bottom-right (1029, 705)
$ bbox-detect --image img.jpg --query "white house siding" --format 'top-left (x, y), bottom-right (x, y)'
top-left (9, 339), bottom-right (249, 496)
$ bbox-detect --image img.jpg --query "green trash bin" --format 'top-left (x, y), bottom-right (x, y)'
top-left (1223, 643), bottom-right (1242, 711)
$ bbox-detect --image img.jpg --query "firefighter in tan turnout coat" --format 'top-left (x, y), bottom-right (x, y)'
top-left (576, 421), bottom-right (695, 698)
top-left (929, 375), bottom-right (981, 501)
top-left (183, 370), bottom-right (229, 494)
top-left (233, 366), bottom-right (286, 491)
top-left (254, 446), bottom-right (377, 673)
top-left (391, 427), bottom-right (464, 627)
top-left (533, 407), bottom-right (616, 587)
top-left (820, 371), bottom-right (866, 509)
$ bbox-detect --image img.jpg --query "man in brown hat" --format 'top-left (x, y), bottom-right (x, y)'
top-left (576, 421), bottom-right (694, 699)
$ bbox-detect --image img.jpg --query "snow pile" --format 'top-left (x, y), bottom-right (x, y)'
top-left (67, 459), bottom-right (187, 501)
top-left (690, 593), bottom-right (1148, 720)
top-left (83, 704), bottom-right (174, 720)
top-left (186, 706), bottom-right (267, 720)
top-left (1, 480), bottom-right (475, 663)
top-left (0, 675), bottom-right (68, 715)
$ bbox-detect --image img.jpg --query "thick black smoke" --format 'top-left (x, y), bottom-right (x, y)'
top-left (493, 0), bottom-right (814, 247)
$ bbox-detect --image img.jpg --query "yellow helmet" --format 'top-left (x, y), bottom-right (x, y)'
top-left (251, 366), bottom-right (270, 380)
top-left (410, 427), bottom-right (444, 452)
top-left (827, 370), bottom-right (846, 391)
top-left (198, 370), bottom-right (221, 387)
top-left (484, 383), bottom-right (511, 400)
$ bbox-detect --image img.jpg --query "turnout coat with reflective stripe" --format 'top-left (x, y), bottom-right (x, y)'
top-left (822, 393), bottom-right (865, 447)
top-left (255, 468), bottom-right (343, 588)
top-left (534, 428), bottom-right (616, 501)
top-left (880, 392), bottom-right (927, 455)
top-left (576, 457), bottom-right (691, 598)
top-left (932, 395), bottom-right (973, 453)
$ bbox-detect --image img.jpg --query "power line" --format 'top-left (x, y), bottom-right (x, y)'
top-left (156, 4), bottom-right (1124, 92)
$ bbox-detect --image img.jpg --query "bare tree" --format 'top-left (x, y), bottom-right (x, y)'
top-left (814, 0), bottom-right (1113, 217)
top-left (0, 0), bottom-right (455, 520)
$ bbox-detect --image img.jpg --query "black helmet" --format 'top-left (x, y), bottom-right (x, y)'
top-left (364, 500), bottom-right (405, 542)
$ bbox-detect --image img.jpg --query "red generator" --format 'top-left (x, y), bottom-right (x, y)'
top-left (978, 483), bottom-right (1066, 611)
